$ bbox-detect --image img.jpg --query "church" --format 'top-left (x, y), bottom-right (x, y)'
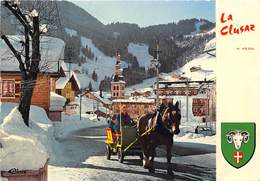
top-left (110, 53), bottom-right (155, 121)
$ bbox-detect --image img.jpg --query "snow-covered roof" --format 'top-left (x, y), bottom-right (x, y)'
top-left (50, 92), bottom-right (66, 111)
top-left (0, 36), bottom-right (65, 73)
top-left (112, 97), bottom-right (155, 104)
top-left (91, 91), bottom-right (112, 105)
top-left (159, 72), bottom-right (181, 82)
top-left (111, 80), bottom-right (126, 84)
top-left (56, 71), bottom-right (81, 90)
top-left (158, 82), bottom-right (201, 89)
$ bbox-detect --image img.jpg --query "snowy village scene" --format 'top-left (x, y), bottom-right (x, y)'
top-left (0, 1), bottom-right (216, 181)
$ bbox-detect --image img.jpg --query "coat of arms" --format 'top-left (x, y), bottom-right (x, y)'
top-left (221, 123), bottom-right (256, 168)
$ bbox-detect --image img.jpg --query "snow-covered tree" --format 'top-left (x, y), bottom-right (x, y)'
top-left (0, 1), bottom-right (60, 126)
top-left (88, 82), bottom-right (93, 91)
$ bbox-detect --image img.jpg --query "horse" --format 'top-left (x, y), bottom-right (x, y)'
top-left (136, 101), bottom-right (181, 175)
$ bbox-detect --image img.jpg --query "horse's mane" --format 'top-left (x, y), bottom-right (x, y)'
top-left (136, 112), bottom-right (154, 134)
top-left (162, 108), bottom-right (170, 123)
top-left (137, 102), bottom-right (181, 135)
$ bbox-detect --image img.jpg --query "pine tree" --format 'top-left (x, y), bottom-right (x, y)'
top-left (88, 82), bottom-right (93, 91)
top-left (92, 70), bottom-right (98, 81)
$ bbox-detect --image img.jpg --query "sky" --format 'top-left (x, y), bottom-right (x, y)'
top-left (68, 0), bottom-right (215, 27)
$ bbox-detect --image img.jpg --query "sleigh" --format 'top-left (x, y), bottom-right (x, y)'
top-left (105, 126), bottom-right (143, 163)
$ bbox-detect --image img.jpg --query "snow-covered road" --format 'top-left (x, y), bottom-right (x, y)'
top-left (49, 125), bottom-right (216, 181)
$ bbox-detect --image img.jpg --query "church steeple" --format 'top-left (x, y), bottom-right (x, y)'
top-left (111, 52), bottom-right (125, 99)
top-left (113, 52), bottom-right (124, 82)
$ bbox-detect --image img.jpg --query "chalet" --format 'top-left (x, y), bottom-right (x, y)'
top-left (158, 86), bottom-right (199, 96)
top-left (83, 90), bottom-right (111, 109)
top-left (112, 98), bottom-right (155, 121)
top-left (190, 66), bottom-right (201, 72)
top-left (131, 90), bottom-right (151, 97)
top-left (55, 71), bottom-right (80, 103)
top-left (0, 36), bottom-right (66, 121)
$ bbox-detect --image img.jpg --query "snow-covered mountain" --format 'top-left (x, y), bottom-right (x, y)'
top-left (125, 36), bottom-right (216, 125)
top-left (64, 29), bottom-right (128, 90)
top-left (63, 26), bottom-right (215, 90)
top-left (127, 43), bottom-right (153, 69)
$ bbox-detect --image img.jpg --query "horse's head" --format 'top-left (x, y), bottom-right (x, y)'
top-left (162, 101), bottom-right (181, 135)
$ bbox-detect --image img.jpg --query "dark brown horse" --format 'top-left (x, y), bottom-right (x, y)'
top-left (137, 102), bottom-right (181, 175)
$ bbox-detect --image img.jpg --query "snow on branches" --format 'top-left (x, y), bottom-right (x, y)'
top-left (30, 9), bottom-right (38, 17)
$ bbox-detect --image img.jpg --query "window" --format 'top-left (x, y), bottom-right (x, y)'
top-left (0, 80), bottom-right (15, 98)
top-left (15, 80), bottom-right (21, 97)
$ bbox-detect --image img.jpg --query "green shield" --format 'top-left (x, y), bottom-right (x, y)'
top-left (221, 122), bottom-right (256, 168)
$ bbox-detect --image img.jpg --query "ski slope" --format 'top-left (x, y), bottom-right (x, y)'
top-left (64, 28), bottom-right (128, 90)
top-left (128, 43), bottom-right (153, 69)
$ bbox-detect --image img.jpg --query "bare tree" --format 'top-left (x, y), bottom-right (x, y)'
top-left (1, 0), bottom-right (61, 126)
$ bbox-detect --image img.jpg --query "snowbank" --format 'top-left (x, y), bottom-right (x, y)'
top-left (174, 125), bottom-right (216, 145)
top-left (0, 107), bottom-right (48, 171)
top-left (50, 92), bottom-right (66, 111)
top-left (0, 103), bottom-right (58, 168)
top-left (0, 102), bottom-right (18, 124)
top-left (175, 133), bottom-right (216, 145)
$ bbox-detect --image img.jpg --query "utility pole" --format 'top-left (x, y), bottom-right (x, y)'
top-left (186, 79), bottom-right (189, 122)
top-left (67, 47), bottom-right (73, 78)
top-left (59, 46), bottom-right (74, 77)
top-left (79, 94), bottom-right (82, 120)
top-left (151, 40), bottom-right (162, 107)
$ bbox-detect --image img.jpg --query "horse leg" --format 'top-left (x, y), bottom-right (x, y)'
top-left (148, 146), bottom-right (156, 173)
top-left (142, 145), bottom-right (150, 169)
top-left (166, 144), bottom-right (174, 175)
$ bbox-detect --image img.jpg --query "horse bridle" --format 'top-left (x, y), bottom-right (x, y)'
top-left (161, 108), bottom-right (173, 128)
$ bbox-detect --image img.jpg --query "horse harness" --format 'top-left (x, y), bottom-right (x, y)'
top-left (123, 110), bottom-right (176, 153)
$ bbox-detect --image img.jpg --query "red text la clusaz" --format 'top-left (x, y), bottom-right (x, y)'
top-left (220, 13), bottom-right (255, 36)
